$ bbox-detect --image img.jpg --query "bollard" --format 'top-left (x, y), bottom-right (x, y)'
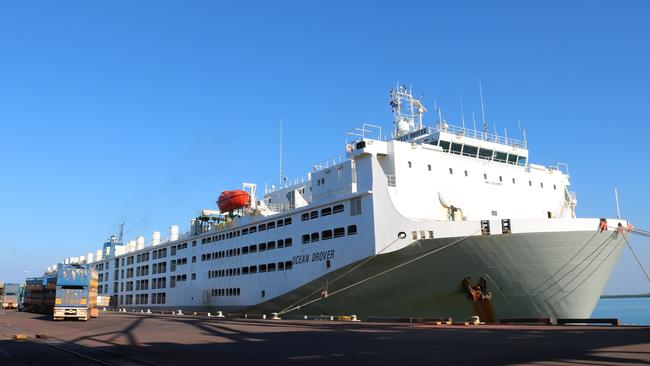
top-left (262, 314), bottom-right (267, 320)
top-left (271, 312), bottom-right (281, 320)
top-left (216, 311), bottom-right (225, 318)
top-left (207, 312), bottom-right (211, 317)
top-left (469, 316), bottom-right (480, 325)
top-left (350, 315), bottom-right (360, 322)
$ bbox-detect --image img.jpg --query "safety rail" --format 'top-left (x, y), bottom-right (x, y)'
top-left (434, 122), bottom-right (527, 150)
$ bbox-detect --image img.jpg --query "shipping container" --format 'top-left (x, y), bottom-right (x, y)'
top-left (23, 264), bottom-right (98, 320)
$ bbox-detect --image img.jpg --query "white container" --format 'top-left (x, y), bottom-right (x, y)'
top-left (152, 231), bottom-right (161, 246)
top-left (170, 225), bottom-right (179, 241)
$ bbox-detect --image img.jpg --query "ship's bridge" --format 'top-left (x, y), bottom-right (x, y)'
top-left (395, 123), bottom-right (529, 167)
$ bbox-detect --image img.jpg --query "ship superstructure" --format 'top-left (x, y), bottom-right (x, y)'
top-left (56, 86), bottom-right (627, 321)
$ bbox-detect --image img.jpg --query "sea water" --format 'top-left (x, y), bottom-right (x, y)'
top-left (592, 297), bottom-right (650, 325)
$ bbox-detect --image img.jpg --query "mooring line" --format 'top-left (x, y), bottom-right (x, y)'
top-left (279, 229), bottom-right (480, 315)
top-left (551, 235), bottom-right (625, 307)
top-left (530, 230), bottom-right (600, 296)
top-left (540, 233), bottom-right (617, 304)
top-left (535, 232), bottom-right (614, 300)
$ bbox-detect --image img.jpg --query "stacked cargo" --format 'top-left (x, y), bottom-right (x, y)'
top-left (23, 264), bottom-right (99, 321)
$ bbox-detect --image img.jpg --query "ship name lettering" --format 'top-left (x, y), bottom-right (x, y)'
top-left (311, 250), bottom-right (335, 262)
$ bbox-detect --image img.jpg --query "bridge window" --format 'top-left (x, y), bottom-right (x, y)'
top-left (507, 154), bottom-right (518, 165)
top-left (284, 218), bottom-right (292, 225)
top-left (494, 151), bottom-right (508, 163)
top-left (462, 145), bottom-right (478, 157)
top-left (310, 211), bottom-right (319, 219)
top-left (450, 143), bottom-right (463, 155)
top-left (285, 238), bottom-right (293, 247)
top-left (267, 221), bottom-right (275, 229)
top-left (301, 213), bottom-right (310, 221)
top-left (322, 230), bottom-right (333, 240)
top-left (311, 232), bottom-right (320, 242)
top-left (439, 140), bottom-right (451, 152)
top-left (277, 239), bottom-right (284, 248)
top-left (333, 204), bottom-right (344, 214)
top-left (302, 234), bottom-right (310, 244)
top-left (321, 207), bottom-right (332, 216)
top-left (479, 148), bottom-right (493, 160)
top-left (518, 156), bottom-right (527, 166)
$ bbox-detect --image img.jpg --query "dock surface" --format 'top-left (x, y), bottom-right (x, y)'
top-left (1, 310), bottom-right (649, 365)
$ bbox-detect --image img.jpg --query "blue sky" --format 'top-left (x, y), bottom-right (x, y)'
top-left (1, 1), bottom-right (648, 294)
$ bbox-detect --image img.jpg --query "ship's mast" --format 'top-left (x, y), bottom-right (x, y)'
top-left (390, 84), bottom-right (427, 137)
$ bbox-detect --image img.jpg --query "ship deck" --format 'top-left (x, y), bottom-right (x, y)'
top-left (0, 310), bottom-right (648, 365)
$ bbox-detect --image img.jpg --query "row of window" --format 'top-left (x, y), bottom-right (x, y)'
top-left (211, 288), bottom-right (240, 297)
top-left (201, 238), bottom-right (294, 262)
top-left (170, 274), bottom-right (188, 288)
top-left (151, 292), bottom-right (167, 304)
top-left (152, 277), bottom-right (167, 289)
top-left (301, 225), bottom-right (357, 244)
top-left (412, 230), bottom-right (435, 240)
top-left (208, 261), bottom-right (294, 278)
top-left (436, 140), bottom-right (527, 166)
top-left (171, 242), bottom-right (189, 256)
top-left (201, 217), bottom-right (294, 246)
top-left (152, 248), bottom-right (168, 260)
top-left (136, 252), bottom-right (150, 263)
top-left (301, 204), bottom-right (345, 221)
top-left (445, 168), bottom-right (559, 189)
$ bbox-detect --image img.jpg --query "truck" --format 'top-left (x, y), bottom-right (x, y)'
top-left (24, 264), bottom-right (98, 320)
top-left (1, 283), bottom-right (21, 309)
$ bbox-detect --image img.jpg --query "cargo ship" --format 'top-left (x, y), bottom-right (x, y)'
top-left (56, 86), bottom-right (629, 321)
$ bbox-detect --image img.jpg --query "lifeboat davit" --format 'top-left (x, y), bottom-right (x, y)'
top-left (217, 190), bottom-right (250, 212)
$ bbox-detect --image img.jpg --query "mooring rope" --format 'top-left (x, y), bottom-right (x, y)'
top-left (535, 232), bottom-right (615, 301)
top-left (278, 229), bottom-right (480, 315)
top-left (550, 233), bottom-right (625, 307)
top-left (276, 234), bottom-right (405, 315)
top-left (530, 230), bottom-right (600, 296)
top-left (622, 234), bottom-right (650, 284)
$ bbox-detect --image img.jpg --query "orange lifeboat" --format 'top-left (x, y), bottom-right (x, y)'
top-left (217, 190), bottom-right (250, 212)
